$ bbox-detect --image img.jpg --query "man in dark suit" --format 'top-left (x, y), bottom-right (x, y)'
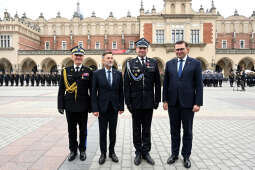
top-left (58, 46), bottom-right (92, 162)
top-left (91, 51), bottom-right (124, 165)
top-left (124, 38), bottom-right (161, 166)
top-left (163, 41), bottom-right (203, 168)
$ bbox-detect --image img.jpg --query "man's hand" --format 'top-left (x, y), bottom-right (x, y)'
top-left (192, 105), bottom-right (200, 112)
top-left (163, 102), bottom-right (168, 111)
top-left (127, 105), bottom-right (133, 113)
top-left (58, 109), bottom-right (64, 114)
top-left (153, 102), bottom-right (159, 109)
top-left (118, 111), bottom-right (124, 115)
top-left (93, 112), bottom-right (99, 117)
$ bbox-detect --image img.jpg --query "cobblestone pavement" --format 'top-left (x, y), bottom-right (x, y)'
top-left (0, 84), bottom-right (255, 170)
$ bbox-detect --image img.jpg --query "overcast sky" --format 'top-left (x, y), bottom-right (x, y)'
top-left (0, 0), bottom-right (254, 20)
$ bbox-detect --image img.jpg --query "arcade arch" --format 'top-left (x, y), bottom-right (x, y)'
top-left (0, 58), bottom-right (12, 73)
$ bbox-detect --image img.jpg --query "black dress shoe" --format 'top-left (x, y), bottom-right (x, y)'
top-left (68, 152), bottom-right (77, 161)
top-left (143, 153), bottom-right (155, 165)
top-left (134, 154), bottom-right (142, 166)
top-left (183, 157), bottom-right (191, 168)
top-left (167, 155), bottom-right (178, 164)
top-left (80, 151), bottom-right (86, 161)
top-left (109, 153), bottom-right (119, 162)
top-left (99, 154), bottom-right (106, 165)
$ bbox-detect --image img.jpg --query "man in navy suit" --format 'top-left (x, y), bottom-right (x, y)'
top-left (163, 41), bottom-right (203, 168)
top-left (91, 51), bottom-right (124, 165)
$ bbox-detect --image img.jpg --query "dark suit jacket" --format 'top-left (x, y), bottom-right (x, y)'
top-left (163, 56), bottom-right (203, 108)
top-left (58, 65), bottom-right (92, 112)
top-left (91, 68), bottom-right (124, 114)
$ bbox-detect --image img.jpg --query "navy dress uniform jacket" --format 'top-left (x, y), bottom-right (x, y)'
top-left (124, 57), bottom-right (161, 109)
top-left (58, 66), bottom-right (93, 113)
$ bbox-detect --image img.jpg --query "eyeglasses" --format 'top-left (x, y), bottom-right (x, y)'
top-left (175, 48), bottom-right (185, 51)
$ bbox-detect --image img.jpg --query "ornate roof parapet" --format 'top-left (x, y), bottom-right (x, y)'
top-left (91, 11), bottom-right (96, 17)
top-left (234, 9), bottom-right (239, 16)
top-left (151, 5), bottom-right (156, 14)
top-left (57, 11), bottom-right (61, 18)
top-left (109, 12), bottom-right (114, 18)
top-left (3, 9), bottom-right (11, 21)
top-left (127, 11), bottom-right (131, 17)
top-left (140, 0), bottom-right (144, 15)
top-left (210, 0), bottom-right (216, 14)
top-left (199, 5), bottom-right (204, 14)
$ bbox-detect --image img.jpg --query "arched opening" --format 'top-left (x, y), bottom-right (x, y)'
top-left (113, 60), bottom-right (118, 70)
top-left (62, 57), bottom-right (74, 68)
top-left (196, 57), bottom-right (208, 71)
top-left (216, 57), bottom-right (234, 77)
top-left (20, 58), bottom-right (37, 73)
top-left (0, 58), bottom-right (13, 73)
top-left (238, 57), bottom-right (254, 71)
top-left (83, 58), bottom-right (98, 71)
top-left (41, 58), bottom-right (57, 73)
top-left (153, 57), bottom-right (165, 74)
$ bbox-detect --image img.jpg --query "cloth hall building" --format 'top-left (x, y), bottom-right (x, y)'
top-left (0, 0), bottom-right (255, 77)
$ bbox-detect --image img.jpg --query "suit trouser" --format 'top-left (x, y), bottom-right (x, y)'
top-left (132, 109), bottom-right (153, 156)
top-left (66, 111), bottom-right (88, 153)
top-left (168, 103), bottom-right (194, 158)
top-left (98, 104), bottom-right (118, 155)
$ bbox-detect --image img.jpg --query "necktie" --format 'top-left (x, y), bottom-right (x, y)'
top-left (178, 59), bottom-right (184, 78)
top-left (141, 58), bottom-right (145, 67)
top-left (107, 70), bottom-right (112, 86)
top-left (75, 66), bottom-right (79, 72)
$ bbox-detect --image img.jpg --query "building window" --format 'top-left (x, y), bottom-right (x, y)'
top-left (156, 30), bottom-right (164, 44)
top-left (172, 30), bottom-right (184, 43)
top-left (0, 35), bottom-right (11, 48)
top-left (191, 30), bottom-right (200, 44)
top-left (240, 40), bottom-right (245, 49)
top-left (45, 41), bottom-right (50, 50)
top-left (129, 41), bottom-right (134, 49)
top-left (112, 41), bottom-right (117, 49)
top-left (62, 41), bottom-right (67, 50)
top-left (95, 41), bottom-right (100, 49)
top-left (78, 41), bottom-right (83, 48)
top-left (222, 40), bottom-right (227, 49)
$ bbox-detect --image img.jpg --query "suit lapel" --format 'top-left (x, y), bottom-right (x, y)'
top-left (101, 69), bottom-right (111, 88)
top-left (173, 58), bottom-right (178, 78)
top-left (181, 56), bottom-right (191, 78)
top-left (111, 69), bottom-right (116, 88)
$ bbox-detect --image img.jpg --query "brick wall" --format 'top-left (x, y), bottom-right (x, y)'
top-left (143, 23), bottom-right (152, 43)
top-left (19, 36), bottom-right (40, 50)
top-left (216, 33), bottom-right (254, 49)
top-left (203, 23), bottom-right (213, 44)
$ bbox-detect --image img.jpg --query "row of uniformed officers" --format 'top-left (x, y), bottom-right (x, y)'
top-left (0, 72), bottom-right (60, 86)
top-left (57, 38), bottom-right (203, 169)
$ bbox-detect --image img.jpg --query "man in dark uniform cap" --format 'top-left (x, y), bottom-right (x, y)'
top-left (58, 46), bottom-right (92, 162)
top-left (4, 72), bottom-right (10, 86)
top-left (10, 72), bottom-right (14, 86)
top-left (25, 72), bottom-right (30, 86)
top-left (124, 38), bottom-right (161, 166)
top-left (20, 73), bottom-right (24, 86)
top-left (14, 72), bottom-right (20, 86)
